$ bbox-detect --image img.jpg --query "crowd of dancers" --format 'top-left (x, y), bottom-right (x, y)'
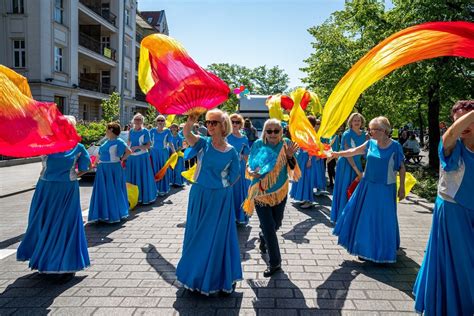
top-left (15, 101), bottom-right (474, 315)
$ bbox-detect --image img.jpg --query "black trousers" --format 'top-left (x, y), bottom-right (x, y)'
top-left (327, 159), bottom-right (336, 185)
top-left (256, 197), bottom-right (287, 268)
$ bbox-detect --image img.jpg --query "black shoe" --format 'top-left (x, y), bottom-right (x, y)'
top-left (358, 256), bottom-right (368, 262)
top-left (263, 265), bottom-right (281, 278)
top-left (55, 272), bottom-right (75, 284)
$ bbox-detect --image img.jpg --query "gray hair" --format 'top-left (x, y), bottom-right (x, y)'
top-left (262, 118), bottom-right (283, 144)
top-left (369, 116), bottom-right (391, 135)
top-left (64, 115), bottom-right (77, 126)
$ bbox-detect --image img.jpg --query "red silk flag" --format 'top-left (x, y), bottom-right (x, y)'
top-left (0, 66), bottom-right (80, 158)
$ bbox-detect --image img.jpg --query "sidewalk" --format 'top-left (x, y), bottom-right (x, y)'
top-left (0, 184), bottom-right (434, 315)
top-left (0, 162), bottom-right (42, 198)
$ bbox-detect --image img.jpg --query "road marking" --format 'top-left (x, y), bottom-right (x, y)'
top-left (0, 249), bottom-right (17, 260)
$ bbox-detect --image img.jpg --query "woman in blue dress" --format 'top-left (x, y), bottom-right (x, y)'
top-left (330, 113), bottom-right (367, 223)
top-left (150, 115), bottom-right (175, 196)
top-left (413, 101), bottom-right (474, 316)
top-left (331, 116), bottom-right (406, 263)
top-left (290, 115), bottom-right (317, 209)
top-left (88, 122), bottom-right (131, 223)
top-left (244, 119), bottom-right (300, 277)
top-left (227, 113), bottom-right (250, 225)
top-left (176, 109), bottom-right (242, 295)
top-left (126, 113), bottom-right (157, 204)
top-left (169, 123), bottom-right (185, 187)
top-left (17, 116), bottom-right (91, 280)
top-left (312, 118), bottom-right (328, 196)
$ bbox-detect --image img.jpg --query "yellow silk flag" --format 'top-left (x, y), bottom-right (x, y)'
top-left (182, 164), bottom-right (196, 183)
top-left (265, 94), bottom-right (289, 121)
top-left (397, 172), bottom-right (417, 202)
top-left (126, 183), bottom-right (139, 210)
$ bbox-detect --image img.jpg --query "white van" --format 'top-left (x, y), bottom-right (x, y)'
top-left (238, 95), bottom-right (270, 137)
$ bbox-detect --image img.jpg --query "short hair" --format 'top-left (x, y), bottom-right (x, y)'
top-left (307, 115), bottom-right (317, 127)
top-left (369, 116), bottom-right (391, 135)
top-left (229, 113), bottom-right (244, 125)
top-left (451, 100), bottom-right (473, 120)
top-left (206, 108), bottom-right (231, 137)
top-left (244, 118), bottom-right (252, 128)
top-left (107, 122), bottom-right (121, 136)
top-left (346, 112), bottom-right (366, 129)
top-left (262, 118), bottom-right (283, 144)
top-left (64, 115), bottom-right (77, 126)
top-left (155, 115), bottom-right (166, 122)
top-left (132, 113), bottom-right (145, 127)
top-left (170, 123), bottom-right (179, 129)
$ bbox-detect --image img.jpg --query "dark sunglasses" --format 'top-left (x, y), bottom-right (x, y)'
top-left (266, 129), bottom-right (281, 134)
top-left (231, 120), bottom-right (241, 125)
top-left (205, 120), bottom-right (221, 127)
top-left (156, 119), bottom-right (165, 123)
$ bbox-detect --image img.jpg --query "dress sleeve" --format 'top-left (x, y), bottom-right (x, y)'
top-left (393, 141), bottom-right (405, 171)
top-left (77, 144), bottom-right (91, 172)
top-left (117, 139), bottom-right (127, 157)
top-left (228, 148), bottom-right (241, 184)
top-left (341, 131), bottom-right (350, 150)
top-left (242, 137), bottom-right (250, 155)
top-left (144, 129), bottom-right (151, 145)
top-left (439, 139), bottom-right (462, 172)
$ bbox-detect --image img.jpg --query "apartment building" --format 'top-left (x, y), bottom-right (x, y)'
top-left (0, 0), bottom-right (168, 124)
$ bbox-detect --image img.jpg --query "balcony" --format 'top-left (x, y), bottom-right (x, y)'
top-left (79, 32), bottom-right (116, 61)
top-left (79, 75), bottom-right (115, 94)
top-left (79, 0), bottom-right (116, 26)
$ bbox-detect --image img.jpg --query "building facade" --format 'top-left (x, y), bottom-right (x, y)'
top-left (0, 0), bottom-right (168, 124)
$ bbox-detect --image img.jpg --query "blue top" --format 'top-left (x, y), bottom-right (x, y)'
top-left (170, 133), bottom-right (183, 151)
top-left (331, 134), bottom-right (340, 152)
top-left (341, 129), bottom-right (367, 169)
top-left (39, 144), bottom-right (90, 182)
top-left (191, 137), bottom-right (240, 189)
top-left (248, 138), bottom-right (292, 194)
top-left (129, 128), bottom-right (151, 155)
top-left (363, 139), bottom-right (404, 185)
top-left (150, 128), bottom-right (172, 150)
top-left (99, 138), bottom-right (128, 163)
top-left (438, 139), bottom-right (474, 209)
top-left (227, 134), bottom-right (250, 158)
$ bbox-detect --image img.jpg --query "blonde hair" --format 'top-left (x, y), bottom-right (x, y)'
top-left (262, 118), bottom-right (282, 144)
top-left (347, 112), bottom-right (366, 129)
top-left (369, 116), bottom-right (391, 135)
top-left (206, 109), bottom-right (232, 137)
top-left (229, 113), bottom-right (244, 125)
top-left (132, 113), bottom-right (145, 128)
top-left (155, 115), bottom-right (165, 123)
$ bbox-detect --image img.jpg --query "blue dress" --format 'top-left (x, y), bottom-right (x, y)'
top-left (312, 156), bottom-right (327, 191)
top-left (88, 138), bottom-right (129, 223)
top-left (170, 133), bottom-right (185, 186)
top-left (227, 133), bottom-right (250, 224)
top-left (331, 129), bottom-right (366, 223)
top-left (176, 137), bottom-right (242, 295)
top-left (150, 128), bottom-right (172, 195)
top-left (333, 139), bottom-right (404, 263)
top-left (290, 150), bottom-right (315, 202)
top-left (413, 140), bottom-right (474, 316)
top-left (126, 128), bottom-right (157, 204)
top-left (17, 144), bottom-right (91, 273)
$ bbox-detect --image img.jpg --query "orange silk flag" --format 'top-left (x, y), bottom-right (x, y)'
top-left (0, 65), bottom-right (80, 158)
top-left (317, 21), bottom-right (474, 140)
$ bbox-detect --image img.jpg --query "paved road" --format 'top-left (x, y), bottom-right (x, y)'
top-left (0, 182), bottom-right (434, 315)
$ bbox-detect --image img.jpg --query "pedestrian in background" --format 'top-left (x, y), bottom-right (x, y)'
top-left (169, 123), bottom-right (185, 187)
top-left (150, 115), bottom-right (174, 196)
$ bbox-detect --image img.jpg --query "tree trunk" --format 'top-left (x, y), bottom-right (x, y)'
top-left (418, 102), bottom-right (424, 147)
top-left (427, 82), bottom-right (440, 169)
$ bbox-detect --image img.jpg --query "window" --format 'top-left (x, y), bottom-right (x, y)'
top-left (54, 0), bottom-right (63, 24)
top-left (54, 96), bottom-right (66, 113)
top-left (125, 9), bottom-right (130, 26)
top-left (54, 46), bottom-right (63, 72)
top-left (11, 0), bottom-right (24, 14)
top-left (13, 39), bottom-right (26, 68)
top-left (147, 17), bottom-right (153, 24)
top-left (124, 72), bottom-right (129, 90)
top-left (124, 39), bottom-right (130, 57)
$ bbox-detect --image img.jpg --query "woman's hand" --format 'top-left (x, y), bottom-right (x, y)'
top-left (247, 167), bottom-right (261, 179)
top-left (306, 158), bottom-right (312, 168)
top-left (284, 141), bottom-right (299, 159)
top-left (187, 113), bottom-right (199, 123)
top-left (398, 186), bottom-right (406, 201)
top-left (356, 170), bottom-right (363, 180)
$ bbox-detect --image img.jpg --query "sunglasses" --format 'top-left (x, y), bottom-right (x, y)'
top-left (231, 121), bottom-right (241, 125)
top-left (156, 120), bottom-right (165, 123)
top-left (368, 127), bottom-right (383, 133)
top-left (266, 129), bottom-right (281, 134)
top-left (205, 120), bottom-right (221, 127)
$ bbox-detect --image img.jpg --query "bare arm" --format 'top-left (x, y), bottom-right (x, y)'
top-left (442, 111), bottom-right (474, 156)
top-left (183, 115), bottom-right (199, 147)
top-left (121, 147), bottom-right (132, 161)
top-left (332, 141), bottom-right (368, 159)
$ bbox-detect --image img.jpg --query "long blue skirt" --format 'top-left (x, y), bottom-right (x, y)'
top-left (333, 178), bottom-right (400, 263)
top-left (413, 197), bottom-right (474, 316)
top-left (171, 156), bottom-right (185, 186)
top-left (88, 162), bottom-right (129, 223)
top-left (233, 159), bottom-right (249, 224)
top-left (150, 147), bottom-right (171, 195)
top-left (126, 153), bottom-right (157, 204)
top-left (331, 158), bottom-right (357, 223)
top-left (290, 154), bottom-right (315, 202)
top-left (312, 157), bottom-right (327, 190)
top-left (176, 184), bottom-right (243, 295)
top-left (17, 179), bottom-right (90, 273)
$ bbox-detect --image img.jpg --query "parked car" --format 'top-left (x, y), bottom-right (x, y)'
top-left (83, 131), bottom-right (129, 177)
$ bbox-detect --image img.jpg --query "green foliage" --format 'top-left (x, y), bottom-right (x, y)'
top-left (207, 63), bottom-right (290, 113)
top-left (145, 106), bottom-right (158, 125)
top-left (76, 121), bottom-right (107, 147)
top-left (410, 166), bottom-right (439, 203)
top-left (101, 92), bottom-right (120, 123)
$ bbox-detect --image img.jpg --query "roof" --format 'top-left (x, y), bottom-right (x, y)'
top-left (136, 12), bottom-right (154, 30)
top-left (140, 11), bottom-right (164, 29)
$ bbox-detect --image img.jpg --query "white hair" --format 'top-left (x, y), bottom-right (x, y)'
top-left (262, 118), bottom-right (282, 144)
top-left (64, 115), bottom-right (77, 126)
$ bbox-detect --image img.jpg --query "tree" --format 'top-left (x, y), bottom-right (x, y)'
top-left (145, 106), bottom-right (158, 126)
top-left (101, 92), bottom-right (120, 123)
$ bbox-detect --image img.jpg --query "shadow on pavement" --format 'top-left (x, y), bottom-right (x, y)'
top-left (0, 273), bottom-right (85, 315)
top-left (142, 244), bottom-right (243, 314)
top-left (237, 225), bottom-right (257, 262)
top-left (0, 234), bottom-right (24, 249)
top-left (282, 205), bottom-right (333, 244)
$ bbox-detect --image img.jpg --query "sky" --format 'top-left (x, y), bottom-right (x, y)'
top-left (137, 0), bottom-right (392, 88)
